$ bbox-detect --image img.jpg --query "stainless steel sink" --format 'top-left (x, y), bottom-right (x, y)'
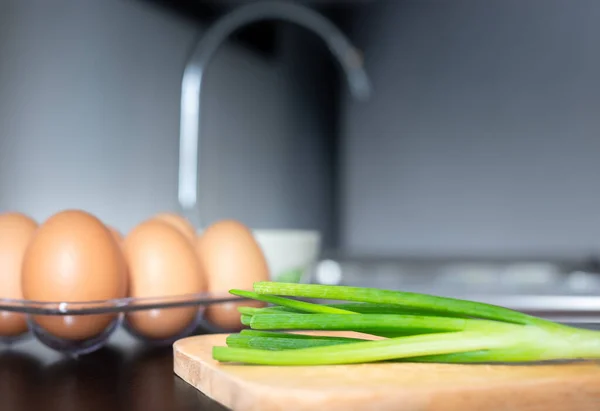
top-left (309, 255), bottom-right (600, 324)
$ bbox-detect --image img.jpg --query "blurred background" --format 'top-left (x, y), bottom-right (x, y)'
top-left (2, 0), bottom-right (600, 320)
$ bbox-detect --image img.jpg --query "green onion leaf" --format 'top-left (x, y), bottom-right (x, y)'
top-left (252, 282), bottom-right (557, 328)
top-left (248, 313), bottom-right (515, 335)
top-left (213, 331), bottom-right (509, 365)
top-left (230, 289), bottom-right (356, 315)
top-left (226, 333), bottom-right (363, 351)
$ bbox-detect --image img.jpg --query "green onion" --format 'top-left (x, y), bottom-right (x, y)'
top-left (237, 306), bottom-right (302, 316)
top-left (410, 325), bottom-right (600, 363)
top-left (248, 313), bottom-right (515, 334)
top-left (252, 282), bottom-right (554, 327)
top-left (230, 289), bottom-right (356, 315)
top-left (241, 302), bottom-right (470, 317)
top-left (237, 307), bottom-right (263, 316)
top-left (213, 330), bottom-right (511, 365)
top-left (211, 282), bottom-right (600, 365)
top-left (227, 335), bottom-right (330, 350)
top-left (226, 331), bottom-right (363, 351)
top-left (239, 329), bottom-right (361, 340)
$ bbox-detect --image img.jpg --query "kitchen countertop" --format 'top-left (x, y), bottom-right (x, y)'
top-left (1, 328), bottom-right (229, 411)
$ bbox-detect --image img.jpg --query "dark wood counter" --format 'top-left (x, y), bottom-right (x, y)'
top-left (0, 329), bottom-right (228, 411)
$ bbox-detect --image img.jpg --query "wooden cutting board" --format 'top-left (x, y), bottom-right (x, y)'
top-left (173, 332), bottom-right (600, 411)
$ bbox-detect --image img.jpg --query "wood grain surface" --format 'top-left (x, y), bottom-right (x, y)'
top-left (173, 332), bottom-right (600, 411)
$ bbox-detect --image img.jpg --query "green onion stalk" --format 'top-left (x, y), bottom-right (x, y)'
top-left (211, 282), bottom-right (600, 366)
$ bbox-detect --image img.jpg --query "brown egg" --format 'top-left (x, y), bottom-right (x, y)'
top-left (195, 220), bottom-right (269, 330)
top-left (152, 213), bottom-right (196, 243)
top-left (21, 210), bottom-right (127, 340)
top-left (107, 226), bottom-right (123, 245)
top-left (124, 219), bottom-right (206, 340)
top-left (0, 212), bottom-right (37, 337)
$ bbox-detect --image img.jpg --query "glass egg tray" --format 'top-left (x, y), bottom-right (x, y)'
top-left (0, 292), bottom-right (248, 356)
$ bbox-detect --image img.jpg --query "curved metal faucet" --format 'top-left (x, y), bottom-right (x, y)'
top-left (178, 1), bottom-right (372, 228)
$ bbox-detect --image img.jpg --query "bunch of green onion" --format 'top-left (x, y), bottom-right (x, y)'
top-left (211, 282), bottom-right (600, 366)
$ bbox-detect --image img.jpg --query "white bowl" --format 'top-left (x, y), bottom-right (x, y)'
top-left (252, 229), bottom-right (321, 283)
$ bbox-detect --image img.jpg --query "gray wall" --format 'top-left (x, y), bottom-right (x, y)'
top-left (0, 0), bottom-right (333, 242)
top-left (342, 0), bottom-right (600, 259)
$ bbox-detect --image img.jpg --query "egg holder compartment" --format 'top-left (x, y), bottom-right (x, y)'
top-left (0, 292), bottom-right (245, 356)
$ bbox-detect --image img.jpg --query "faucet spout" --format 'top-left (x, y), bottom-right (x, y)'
top-left (178, 1), bottom-right (371, 227)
